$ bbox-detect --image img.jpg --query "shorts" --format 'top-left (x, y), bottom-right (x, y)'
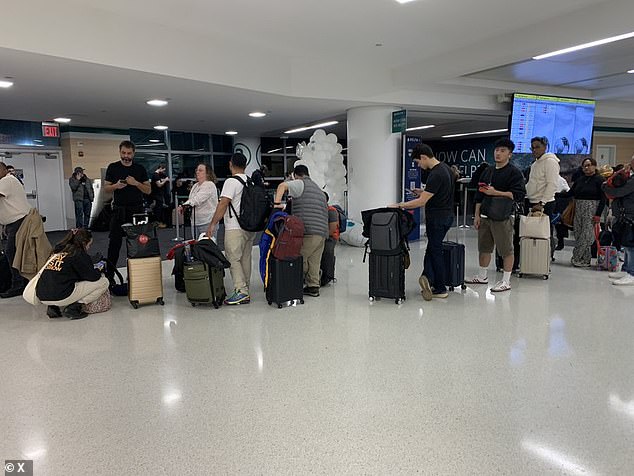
top-left (478, 216), bottom-right (514, 257)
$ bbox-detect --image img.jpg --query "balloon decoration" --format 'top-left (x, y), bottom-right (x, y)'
top-left (293, 129), bottom-right (347, 206)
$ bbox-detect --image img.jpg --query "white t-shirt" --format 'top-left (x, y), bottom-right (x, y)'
top-left (0, 174), bottom-right (31, 225)
top-left (184, 181), bottom-right (218, 225)
top-left (220, 174), bottom-right (248, 231)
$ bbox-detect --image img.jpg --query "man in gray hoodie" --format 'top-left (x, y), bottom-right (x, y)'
top-left (525, 136), bottom-right (560, 258)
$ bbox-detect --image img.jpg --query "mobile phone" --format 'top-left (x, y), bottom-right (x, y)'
top-left (405, 188), bottom-right (413, 194)
top-left (119, 179), bottom-right (127, 183)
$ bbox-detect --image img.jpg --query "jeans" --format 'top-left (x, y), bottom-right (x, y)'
top-left (4, 216), bottom-right (27, 289)
top-left (423, 215), bottom-right (454, 294)
top-left (623, 247), bottom-right (634, 276)
top-left (74, 200), bottom-right (93, 228)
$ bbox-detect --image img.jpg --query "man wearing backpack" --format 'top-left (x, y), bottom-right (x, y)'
top-left (274, 165), bottom-right (329, 297)
top-left (207, 153), bottom-right (256, 305)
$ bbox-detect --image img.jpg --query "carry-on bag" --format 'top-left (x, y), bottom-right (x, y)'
top-left (595, 224), bottom-right (618, 272)
top-left (519, 212), bottom-right (551, 239)
top-left (266, 255), bottom-right (304, 308)
top-left (183, 260), bottom-right (225, 308)
top-left (128, 256), bottom-right (164, 308)
top-left (123, 223), bottom-right (160, 258)
top-left (518, 237), bottom-right (550, 279)
top-left (368, 252), bottom-right (406, 304)
top-left (442, 241), bottom-right (466, 291)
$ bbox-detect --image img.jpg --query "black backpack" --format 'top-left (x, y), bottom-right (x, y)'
top-left (228, 176), bottom-right (272, 232)
top-left (361, 207), bottom-right (416, 255)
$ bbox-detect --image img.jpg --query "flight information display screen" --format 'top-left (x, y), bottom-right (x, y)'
top-left (510, 93), bottom-right (595, 154)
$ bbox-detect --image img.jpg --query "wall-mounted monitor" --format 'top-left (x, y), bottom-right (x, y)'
top-left (509, 93), bottom-right (595, 154)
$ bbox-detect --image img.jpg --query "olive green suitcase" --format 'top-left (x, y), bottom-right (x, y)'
top-left (183, 260), bottom-right (226, 308)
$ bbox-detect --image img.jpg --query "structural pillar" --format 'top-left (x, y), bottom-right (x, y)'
top-left (347, 106), bottom-right (401, 221)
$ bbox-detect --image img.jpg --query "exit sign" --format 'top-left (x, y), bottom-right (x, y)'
top-left (42, 122), bottom-right (60, 138)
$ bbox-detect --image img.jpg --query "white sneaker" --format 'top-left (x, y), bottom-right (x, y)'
top-left (491, 280), bottom-right (511, 293)
top-left (608, 271), bottom-right (626, 280)
top-left (612, 274), bottom-right (634, 286)
top-left (465, 275), bottom-right (488, 284)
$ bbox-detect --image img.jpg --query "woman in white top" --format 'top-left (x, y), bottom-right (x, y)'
top-left (180, 164), bottom-right (218, 239)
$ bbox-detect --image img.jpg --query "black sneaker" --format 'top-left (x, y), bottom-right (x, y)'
top-left (0, 286), bottom-right (25, 299)
top-left (63, 302), bottom-right (88, 320)
top-left (47, 305), bottom-right (63, 318)
top-left (303, 286), bottom-right (320, 297)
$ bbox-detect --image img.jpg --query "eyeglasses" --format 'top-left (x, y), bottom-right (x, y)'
top-left (583, 164), bottom-right (595, 168)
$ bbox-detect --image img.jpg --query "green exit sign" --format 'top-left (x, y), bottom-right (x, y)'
top-left (392, 110), bottom-right (407, 133)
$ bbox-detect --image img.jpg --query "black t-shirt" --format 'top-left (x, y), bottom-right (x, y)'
top-left (424, 162), bottom-right (455, 219)
top-left (474, 163), bottom-right (526, 203)
top-left (105, 161), bottom-right (149, 207)
top-left (36, 250), bottom-right (101, 301)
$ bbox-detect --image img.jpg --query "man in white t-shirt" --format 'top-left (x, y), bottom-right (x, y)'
top-left (207, 153), bottom-right (255, 305)
top-left (0, 162), bottom-right (32, 297)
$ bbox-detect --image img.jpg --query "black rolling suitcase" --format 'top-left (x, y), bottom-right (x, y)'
top-left (184, 260), bottom-right (226, 308)
top-left (442, 241), bottom-right (466, 291)
top-left (266, 256), bottom-right (304, 308)
top-left (368, 253), bottom-right (406, 304)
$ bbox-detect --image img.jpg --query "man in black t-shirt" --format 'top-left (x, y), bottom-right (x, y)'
top-left (103, 140), bottom-right (151, 274)
top-left (150, 163), bottom-right (169, 228)
top-left (392, 144), bottom-right (454, 300)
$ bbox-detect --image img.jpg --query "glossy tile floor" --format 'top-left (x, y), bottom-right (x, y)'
top-left (1, 229), bottom-right (633, 475)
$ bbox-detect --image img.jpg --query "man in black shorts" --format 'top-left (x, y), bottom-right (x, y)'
top-left (103, 141), bottom-right (151, 276)
top-left (393, 144), bottom-right (455, 300)
top-left (466, 138), bottom-right (526, 292)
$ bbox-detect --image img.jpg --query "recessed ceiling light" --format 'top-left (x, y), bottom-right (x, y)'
top-left (249, 112), bottom-right (266, 118)
top-left (147, 99), bottom-right (169, 107)
top-left (284, 121), bottom-right (338, 134)
top-left (627, 69), bottom-right (634, 74)
top-left (225, 131), bottom-right (238, 135)
top-left (54, 117), bottom-right (71, 123)
top-left (149, 139), bottom-right (160, 143)
top-left (0, 80), bottom-right (14, 88)
top-left (406, 124), bottom-right (435, 132)
top-left (154, 125), bottom-right (168, 130)
top-left (395, 0), bottom-right (417, 3)
top-left (533, 31), bottom-right (634, 60)
top-left (442, 128), bottom-right (508, 139)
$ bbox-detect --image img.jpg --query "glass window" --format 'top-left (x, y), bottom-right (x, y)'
top-left (170, 132), bottom-right (211, 152)
top-left (212, 154), bottom-right (232, 180)
top-left (171, 154), bottom-right (213, 179)
top-left (132, 152), bottom-right (169, 178)
top-left (130, 129), bottom-right (167, 150)
top-left (212, 135), bottom-right (233, 153)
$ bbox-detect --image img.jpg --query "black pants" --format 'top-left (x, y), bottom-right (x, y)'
top-left (106, 205), bottom-right (143, 274)
top-left (4, 216), bottom-right (27, 289)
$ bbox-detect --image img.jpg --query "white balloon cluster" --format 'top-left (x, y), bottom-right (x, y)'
top-left (293, 129), bottom-right (347, 206)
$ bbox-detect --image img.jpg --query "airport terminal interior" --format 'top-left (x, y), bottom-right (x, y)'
top-left (2, 0), bottom-right (634, 474)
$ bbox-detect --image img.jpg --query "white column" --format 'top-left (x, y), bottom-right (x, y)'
top-left (347, 106), bottom-right (401, 221)
top-left (233, 137), bottom-right (261, 176)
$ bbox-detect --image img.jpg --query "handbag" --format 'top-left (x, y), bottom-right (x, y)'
top-left (481, 197), bottom-right (516, 221)
top-left (122, 223), bottom-right (160, 258)
top-left (83, 290), bottom-right (112, 314)
top-left (519, 212), bottom-right (551, 239)
top-left (561, 200), bottom-right (576, 228)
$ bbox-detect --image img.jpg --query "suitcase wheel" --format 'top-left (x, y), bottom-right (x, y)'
top-left (461, 284), bottom-right (467, 290)
top-left (278, 304), bottom-right (283, 309)
top-left (369, 296), bottom-right (374, 302)
top-left (395, 298), bottom-right (404, 305)
top-left (191, 302), bottom-right (197, 307)
top-left (543, 275), bottom-right (549, 280)
top-left (449, 286), bottom-right (455, 291)
top-left (131, 301), bottom-right (139, 309)
top-left (299, 299), bottom-right (304, 305)
top-left (213, 303), bottom-right (219, 309)
top-left (518, 273), bottom-right (523, 278)
top-left (267, 300), bottom-right (272, 305)
top-left (157, 298), bottom-right (165, 305)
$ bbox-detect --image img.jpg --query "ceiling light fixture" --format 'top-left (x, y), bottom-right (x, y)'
top-left (154, 125), bottom-right (168, 130)
top-left (146, 99), bottom-right (169, 107)
top-left (54, 117), bottom-right (72, 123)
top-left (627, 69), bottom-right (634, 74)
top-left (442, 128), bottom-right (508, 139)
top-left (249, 112), bottom-right (266, 118)
top-left (0, 80), bottom-right (14, 88)
top-left (284, 121), bottom-right (339, 134)
top-left (533, 31), bottom-right (634, 60)
top-left (225, 131), bottom-right (238, 135)
top-left (406, 124), bottom-right (435, 132)
top-left (395, 0), bottom-right (417, 4)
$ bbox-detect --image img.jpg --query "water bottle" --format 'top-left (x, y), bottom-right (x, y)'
top-left (184, 244), bottom-right (192, 262)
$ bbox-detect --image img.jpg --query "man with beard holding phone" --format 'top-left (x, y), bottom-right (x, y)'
top-left (103, 140), bottom-right (151, 278)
